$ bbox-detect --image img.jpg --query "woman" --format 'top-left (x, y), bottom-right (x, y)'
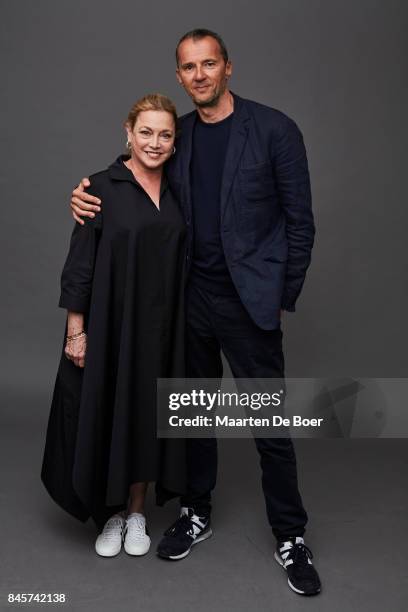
top-left (41, 94), bottom-right (187, 557)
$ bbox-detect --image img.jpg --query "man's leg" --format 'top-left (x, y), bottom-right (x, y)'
top-left (212, 293), bottom-right (308, 540)
top-left (157, 283), bottom-right (222, 559)
top-left (213, 293), bottom-right (320, 594)
top-left (179, 287), bottom-right (224, 515)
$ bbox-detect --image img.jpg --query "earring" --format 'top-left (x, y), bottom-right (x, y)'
top-left (173, 146), bottom-right (176, 154)
top-left (126, 139), bottom-right (131, 150)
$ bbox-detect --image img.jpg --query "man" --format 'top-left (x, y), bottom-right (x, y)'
top-left (70, 29), bottom-right (321, 596)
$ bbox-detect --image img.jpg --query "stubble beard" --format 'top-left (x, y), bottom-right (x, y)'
top-left (191, 81), bottom-right (227, 108)
top-left (193, 90), bottom-right (220, 107)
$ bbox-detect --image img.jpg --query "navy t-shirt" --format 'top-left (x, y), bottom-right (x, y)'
top-left (190, 112), bottom-right (238, 295)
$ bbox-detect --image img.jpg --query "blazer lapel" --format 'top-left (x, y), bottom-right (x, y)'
top-left (220, 93), bottom-right (250, 222)
top-left (178, 111), bottom-right (196, 220)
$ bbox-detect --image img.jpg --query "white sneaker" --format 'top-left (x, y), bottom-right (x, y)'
top-left (123, 513), bottom-right (151, 556)
top-left (95, 513), bottom-right (125, 557)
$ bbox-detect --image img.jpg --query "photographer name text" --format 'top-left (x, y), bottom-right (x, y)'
top-left (168, 415), bottom-right (324, 428)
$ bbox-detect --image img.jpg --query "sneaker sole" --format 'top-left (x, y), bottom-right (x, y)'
top-left (274, 552), bottom-right (321, 596)
top-left (157, 528), bottom-right (213, 560)
top-left (95, 545), bottom-right (122, 558)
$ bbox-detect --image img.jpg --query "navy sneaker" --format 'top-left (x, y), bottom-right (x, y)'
top-left (274, 536), bottom-right (321, 595)
top-left (157, 507), bottom-right (213, 560)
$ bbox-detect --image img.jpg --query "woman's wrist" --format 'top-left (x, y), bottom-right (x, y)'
top-left (67, 311), bottom-right (85, 337)
top-left (66, 330), bottom-right (86, 342)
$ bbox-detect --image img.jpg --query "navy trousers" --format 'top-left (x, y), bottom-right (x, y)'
top-left (180, 281), bottom-right (308, 540)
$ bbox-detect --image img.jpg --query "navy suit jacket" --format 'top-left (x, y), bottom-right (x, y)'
top-left (166, 92), bottom-right (315, 330)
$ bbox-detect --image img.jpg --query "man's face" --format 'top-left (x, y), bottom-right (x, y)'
top-left (176, 36), bottom-right (232, 107)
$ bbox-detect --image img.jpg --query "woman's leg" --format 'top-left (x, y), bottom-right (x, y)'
top-left (127, 482), bottom-right (148, 515)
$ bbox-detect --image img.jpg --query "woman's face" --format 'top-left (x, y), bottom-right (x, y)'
top-left (126, 110), bottom-right (176, 170)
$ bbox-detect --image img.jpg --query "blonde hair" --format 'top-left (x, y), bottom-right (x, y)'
top-left (125, 93), bottom-right (178, 131)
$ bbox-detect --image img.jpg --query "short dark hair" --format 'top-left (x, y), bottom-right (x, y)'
top-left (175, 29), bottom-right (229, 66)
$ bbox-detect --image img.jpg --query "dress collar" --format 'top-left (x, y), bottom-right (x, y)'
top-left (108, 154), bottom-right (169, 194)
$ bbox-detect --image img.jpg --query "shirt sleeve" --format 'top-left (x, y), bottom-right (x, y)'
top-left (58, 187), bottom-right (103, 314)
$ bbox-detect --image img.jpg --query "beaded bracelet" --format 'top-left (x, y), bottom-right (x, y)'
top-left (66, 331), bottom-right (86, 342)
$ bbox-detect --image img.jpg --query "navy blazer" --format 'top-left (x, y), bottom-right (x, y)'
top-left (166, 92), bottom-right (315, 330)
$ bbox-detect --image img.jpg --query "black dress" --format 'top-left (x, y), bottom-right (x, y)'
top-left (41, 155), bottom-right (187, 528)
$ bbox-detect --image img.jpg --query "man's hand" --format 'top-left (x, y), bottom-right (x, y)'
top-left (71, 177), bottom-right (101, 225)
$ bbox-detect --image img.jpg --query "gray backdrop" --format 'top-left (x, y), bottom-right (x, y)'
top-left (1, 1), bottom-right (407, 610)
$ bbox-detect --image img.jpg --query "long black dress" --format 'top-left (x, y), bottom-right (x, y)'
top-left (41, 155), bottom-right (187, 528)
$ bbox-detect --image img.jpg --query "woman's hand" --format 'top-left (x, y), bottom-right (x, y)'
top-left (65, 311), bottom-right (86, 367)
top-left (65, 334), bottom-right (87, 368)
top-left (70, 177), bottom-right (101, 225)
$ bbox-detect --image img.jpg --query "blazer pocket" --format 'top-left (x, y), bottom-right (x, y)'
top-left (240, 161), bottom-right (271, 172)
top-left (239, 164), bottom-right (276, 202)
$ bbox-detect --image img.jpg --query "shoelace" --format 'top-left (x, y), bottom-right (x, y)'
top-left (100, 517), bottom-right (124, 542)
top-left (285, 542), bottom-right (313, 566)
top-left (125, 516), bottom-right (147, 541)
top-left (164, 514), bottom-right (202, 539)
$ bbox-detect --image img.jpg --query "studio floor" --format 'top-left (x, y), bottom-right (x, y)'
top-left (1, 390), bottom-right (407, 611)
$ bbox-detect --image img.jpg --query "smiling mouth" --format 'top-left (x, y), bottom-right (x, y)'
top-left (145, 151), bottom-right (161, 158)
